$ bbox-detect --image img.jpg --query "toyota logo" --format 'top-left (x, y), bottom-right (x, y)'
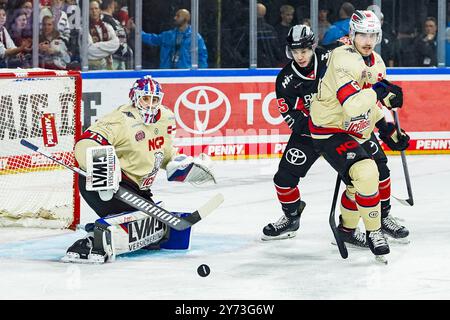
top-left (369, 141), bottom-right (379, 155)
top-left (285, 148), bottom-right (307, 165)
top-left (174, 86), bottom-right (231, 134)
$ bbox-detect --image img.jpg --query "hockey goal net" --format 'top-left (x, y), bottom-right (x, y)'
top-left (0, 69), bottom-right (81, 229)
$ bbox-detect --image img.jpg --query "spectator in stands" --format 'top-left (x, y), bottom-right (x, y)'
top-left (414, 17), bottom-right (437, 67)
top-left (274, 4), bottom-right (294, 66)
top-left (394, 24), bottom-right (417, 67)
top-left (367, 4), bottom-right (395, 67)
top-left (65, 0), bottom-right (81, 69)
top-left (274, 5), bottom-right (294, 50)
top-left (141, 8), bottom-right (208, 69)
top-left (87, 0), bottom-right (119, 70)
top-left (321, 2), bottom-right (354, 50)
top-left (0, 6), bottom-right (31, 68)
top-left (256, 3), bottom-right (282, 67)
top-left (38, 15), bottom-right (70, 69)
top-left (8, 8), bottom-right (32, 67)
top-left (45, 0), bottom-right (70, 46)
top-left (317, 5), bottom-right (331, 43)
top-left (101, 0), bottom-right (132, 70)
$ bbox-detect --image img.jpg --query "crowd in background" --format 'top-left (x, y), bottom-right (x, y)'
top-left (0, 0), bottom-right (445, 70)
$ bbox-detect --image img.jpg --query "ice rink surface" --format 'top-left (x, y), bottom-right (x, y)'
top-left (0, 154), bottom-right (449, 300)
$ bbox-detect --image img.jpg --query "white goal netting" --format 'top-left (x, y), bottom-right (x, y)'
top-left (0, 69), bottom-right (81, 229)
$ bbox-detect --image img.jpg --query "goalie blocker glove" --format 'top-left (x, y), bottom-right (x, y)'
top-left (372, 79), bottom-right (403, 109)
top-left (166, 153), bottom-right (216, 185)
top-left (376, 119), bottom-right (410, 151)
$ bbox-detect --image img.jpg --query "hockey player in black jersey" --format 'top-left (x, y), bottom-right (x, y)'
top-left (262, 24), bottom-right (409, 246)
top-left (262, 25), bottom-right (332, 241)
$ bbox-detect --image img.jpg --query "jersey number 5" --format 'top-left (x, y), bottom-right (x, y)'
top-left (277, 98), bottom-right (289, 113)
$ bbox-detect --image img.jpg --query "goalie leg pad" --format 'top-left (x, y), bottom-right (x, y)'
top-left (160, 212), bottom-right (192, 250)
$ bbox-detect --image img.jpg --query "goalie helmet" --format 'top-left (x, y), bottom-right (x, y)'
top-left (349, 10), bottom-right (382, 45)
top-left (285, 24), bottom-right (317, 59)
top-left (129, 75), bottom-right (164, 125)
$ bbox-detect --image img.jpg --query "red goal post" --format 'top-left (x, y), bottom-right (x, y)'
top-left (0, 69), bottom-right (82, 229)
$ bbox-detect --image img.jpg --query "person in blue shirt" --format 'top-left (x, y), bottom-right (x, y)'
top-left (321, 2), bottom-right (354, 50)
top-left (141, 9), bottom-right (208, 69)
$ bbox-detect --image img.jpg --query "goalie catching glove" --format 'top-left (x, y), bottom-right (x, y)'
top-left (166, 153), bottom-right (216, 185)
top-left (377, 120), bottom-right (410, 151)
top-left (372, 79), bottom-right (403, 109)
top-left (85, 145), bottom-right (121, 201)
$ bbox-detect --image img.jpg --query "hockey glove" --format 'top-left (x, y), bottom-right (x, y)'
top-left (85, 145), bottom-right (122, 201)
top-left (378, 122), bottom-right (410, 151)
top-left (166, 153), bottom-right (216, 185)
top-left (292, 115), bottom-right (310, 135)
top-left (372, 79), bottom-right (403, 109)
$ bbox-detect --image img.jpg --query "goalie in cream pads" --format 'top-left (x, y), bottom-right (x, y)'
top-left (64, 75), bottom-right (216, 263)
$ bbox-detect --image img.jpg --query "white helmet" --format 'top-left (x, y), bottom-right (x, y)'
top-left (349, 10), bottom-right (382, 44)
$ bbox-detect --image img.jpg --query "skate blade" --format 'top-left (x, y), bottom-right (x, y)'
top-left (61, 253), bottom-right (106, 265)
top-left (374, 255), bottom-right (388, 265)
top-left (386, 236), bottom-right (410, 245)
top-left (331, 241), bottom-right (368, 250)
top-left (261, 231), bottom-right (297, 241)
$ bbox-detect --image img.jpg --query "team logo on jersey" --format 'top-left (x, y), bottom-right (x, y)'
top-left (174, 86), bottom-right (231, 134)
top-left (369, 141), bottom-right (379, 155)
top-left (345, 110), bottom-right (371, 134)
top-left (135, 130), bottom-right (145, 142)
top-left (285, 148), bottom-right (307, 166)
top-left (282, 74), bottom-right (293, 88)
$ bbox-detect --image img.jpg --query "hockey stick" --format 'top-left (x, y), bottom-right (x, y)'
top-left (329, 174), bottom-right (348, 259)
top-left (20, 139), bottom-right (224, 231)
top-left (392, 111), bottom-right (414, 206)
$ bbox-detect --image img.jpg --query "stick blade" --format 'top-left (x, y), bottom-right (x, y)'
top-left (197, 193), bottom-right (224, 219)
top-left (392, 195), bottom-right (414, 206)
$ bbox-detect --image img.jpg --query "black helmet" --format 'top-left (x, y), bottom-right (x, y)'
top-left (286, 24), bottom-right (316, 58)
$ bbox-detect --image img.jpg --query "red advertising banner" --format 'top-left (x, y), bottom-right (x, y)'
top-left (155, 79), bottom-right (450, 158)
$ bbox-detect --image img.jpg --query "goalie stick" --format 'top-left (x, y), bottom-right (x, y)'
top-left (392, 111), bottom-right (414, 206)
top-left (20, 139), bottom-right (224, 231)
top-left (329, 174), bottom-right (348, 259)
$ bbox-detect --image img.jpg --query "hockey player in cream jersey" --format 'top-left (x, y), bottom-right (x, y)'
top-left (63, 75), bottom-right (215, 263)
top-left (309, 11), bottom-right (410, 259)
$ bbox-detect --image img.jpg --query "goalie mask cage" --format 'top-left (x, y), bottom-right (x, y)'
top-left (0, 69), bottom-right (81, 229)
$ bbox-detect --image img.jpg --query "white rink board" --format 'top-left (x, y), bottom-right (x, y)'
top-left (0, 154), bottom-right (449, 299)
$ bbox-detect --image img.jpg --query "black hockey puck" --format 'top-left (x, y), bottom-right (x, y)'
top-left (197, 264), bottom-right (210, 277)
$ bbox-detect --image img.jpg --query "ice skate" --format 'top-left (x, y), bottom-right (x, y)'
top-left (382, 214), bottom-right (410, 244)
top-left (261, 201), bottom-right (305, 241)
top-left (367, 229), bottom-right (390, 264)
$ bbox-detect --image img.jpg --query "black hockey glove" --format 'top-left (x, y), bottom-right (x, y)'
top-left (378, 122), bottom-right (410, 151)
top-left (372, 79), bottom-right (403, 109)
top-left (292, 115), bottom-right (310, 135)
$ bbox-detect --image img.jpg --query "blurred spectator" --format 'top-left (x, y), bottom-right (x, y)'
top-left (141, 8), bottom-right (208, 69)
top-left (302, 18), bottom-right (311, 27)
top-left (317, 5), bottom-right (331, 42)
top-left (274, 5), bottom-right (294, 49)
top-left (256, 3), bottom-right (282, 67)
top-left (65, 0), bottom-right (81, 68)
top-left (274, 4), bottom-right (294, 66)
top-left (88, 0), bottom-right (119, 70)
top-left (0, 6), bottom-right (31, 68)
top-left (42, 0), bottom-right (70, 46)
top-left (367, 4), bottom-right (395, 67)
top-left (101, 0), bottom-right (132, 70)
top-left (321, 2), bottom-right (354, 49)
top-left (8, 8), bottom-right (32, 67)
top-left (394, 24), bottom-right (417, 67)
top-left (38, 15), bottom-right (70, 69)
top-left (414, 17), bottom-right (437, 67)
top-left (19, 1), bottom-right (33, 36)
